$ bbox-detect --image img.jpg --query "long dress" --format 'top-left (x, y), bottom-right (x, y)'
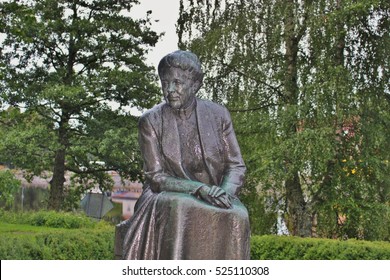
top-left (115, 99), bottom-right (250, 260)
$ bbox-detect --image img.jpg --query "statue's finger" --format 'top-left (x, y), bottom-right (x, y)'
top-left (210, 186), bottom-right (225, 198)
top-left (226, 195), bottom-right (232, 205)
top-left (213, 196), bottom-right (228, 209)
top-left (220, 197), bottom-right (232, 209)
top-left (212, 197), bottom-right (225, 208)
top-left (215, 188), bottom-right (226, 197)
top-left (209, 185), bottom-right (219, 197)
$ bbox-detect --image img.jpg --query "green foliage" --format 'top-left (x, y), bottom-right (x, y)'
top-left (0, 210), bottom-right (114, 259)
top-left (0, 109), bottom-right (56, 175)
top-left (0, 170), bottom-right (21, 207)
top-left (0, 223), bottom-right (114, 260)
top-left (0, 0), bottom-right (162, 209)
top-left (2, 216), bottom-right (389, 260)
top-left (178, 0), bottom-right (390, 240)
top-left (241, 187), bottom-right (278, 235)
top-left (251, 235), bottom-right (390, 260)
top-left (0, 210), bottom-right (101, 229)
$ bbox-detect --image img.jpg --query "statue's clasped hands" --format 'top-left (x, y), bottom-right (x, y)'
top-left (198, 185), bottom-right (232, 209)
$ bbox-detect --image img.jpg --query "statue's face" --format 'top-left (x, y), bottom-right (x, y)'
top-left (160, 67), bottom-right (196, 109)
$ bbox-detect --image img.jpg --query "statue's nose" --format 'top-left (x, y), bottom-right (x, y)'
top-left (167, 82), bottom-right (176, 93)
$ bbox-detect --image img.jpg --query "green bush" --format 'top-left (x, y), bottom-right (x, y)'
top-left (0, 224), bottom-right (114, 260)
top-left (3, 229), bottom-right (389, 259)
top-left (0, 210), bottom-right (97, 229)
top-left (251, 235), bottom-right (390, 260)
top-left (0, 210), bottom-right (115, 260)
top-left (2, 209), bottom-right (389, 260)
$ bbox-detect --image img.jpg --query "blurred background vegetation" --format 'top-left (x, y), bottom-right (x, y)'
top-left (1, 0), bottom-right (389, 244)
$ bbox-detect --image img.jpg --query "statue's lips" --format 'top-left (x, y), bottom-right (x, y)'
top-left (168, 98), bottom-right (179, 102)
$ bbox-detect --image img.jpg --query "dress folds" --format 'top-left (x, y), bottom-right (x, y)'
top-left (120, 186), bottom-right (250, 259)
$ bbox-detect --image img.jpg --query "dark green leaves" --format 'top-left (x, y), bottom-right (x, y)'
top-left (0, 0), bottom-right (161, 209)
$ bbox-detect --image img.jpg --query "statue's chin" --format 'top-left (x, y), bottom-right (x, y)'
top-left (167, 97), bottom-right (195, 110)
top-left (167, 101), bottom-right (182, 109)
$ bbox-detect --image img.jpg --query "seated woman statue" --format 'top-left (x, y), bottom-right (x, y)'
top-left (116, 50), bottom-right (250, 260)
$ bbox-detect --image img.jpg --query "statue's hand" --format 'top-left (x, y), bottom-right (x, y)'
top-left (208, 185), bottom-right (226, 198)
top-left (209, 185), bottom-right (232, 209)
top-left (198, 185), bottom-right (232, 209)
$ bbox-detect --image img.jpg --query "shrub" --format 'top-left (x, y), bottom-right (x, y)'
top-left (0, 210), bottom-right (98, 229)
top-left (251, 235), bottom-right (390, 260)
top-left (2, 209), bottom-right (389, 260)
top-left (0, 210), bottom-right (115, 259)
top-left (0, 226), bottom-right (114, 260)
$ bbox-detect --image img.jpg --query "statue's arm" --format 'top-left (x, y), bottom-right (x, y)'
top-left (220, 107), bottom-right (246, 196)
top-left (138, 114), bottom-right (205, 194)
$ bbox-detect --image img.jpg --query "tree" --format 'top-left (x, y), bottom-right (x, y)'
top-left (178, 0), bottom-right (390, 240)
top-left (0, 169), bottom-right (21, 208)
top-left (0, 0), bottom-right (161, 210)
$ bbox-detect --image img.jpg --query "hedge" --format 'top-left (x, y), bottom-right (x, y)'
top-left (2, 230), bottom-right (390, 259)
top-left (251, 235), bottom-right (390, 260)
top-left (0, 223), bottom-right (114, 260)
top-left (1, 210), bottom-right (389, 259)
top-left (0, 210), bottom-right (115, 260)
top-left (0, 209), bottom-right (97, 229)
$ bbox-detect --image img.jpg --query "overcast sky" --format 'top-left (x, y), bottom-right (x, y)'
top-left (131, 0), bottom-right (181, 72)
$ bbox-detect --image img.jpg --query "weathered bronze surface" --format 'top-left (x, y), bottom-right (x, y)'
top-left (115, 50), bottom-right (250, 260)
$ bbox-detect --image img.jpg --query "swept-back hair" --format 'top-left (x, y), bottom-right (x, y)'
top-left (158, 50), bottom-right (204, 84)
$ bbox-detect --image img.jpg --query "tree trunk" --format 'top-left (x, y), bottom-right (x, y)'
top-left (48, 148), bottom-right (66, 210)
top-left (283, 0), bottom-right (312, 237)
top-left (48, 3), bottom-right (76, 210)
top-left (48, 117), bottom-right (69, 210)
top-left (335, 0), bottom-right (345, 66)
top-left (285, 172), bottom-right (312, 236)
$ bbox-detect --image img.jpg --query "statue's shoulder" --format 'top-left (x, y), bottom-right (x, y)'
top-left (139, 102), bottom-right (166, 124)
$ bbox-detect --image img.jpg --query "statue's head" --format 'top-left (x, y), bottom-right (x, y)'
top-left (158, 50), bottom-right (204, 109)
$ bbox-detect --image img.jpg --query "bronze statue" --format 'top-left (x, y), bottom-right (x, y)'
top-left (115, 50), bottom-right (250, 259)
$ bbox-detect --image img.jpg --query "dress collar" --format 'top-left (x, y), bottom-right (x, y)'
top-left (172, 98), bottom-right (197, 120)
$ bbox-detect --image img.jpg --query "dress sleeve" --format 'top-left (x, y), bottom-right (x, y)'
top-left (220, 107), bottom-right (246, 196)
top-left (138, 114), bottom-right (165, 192)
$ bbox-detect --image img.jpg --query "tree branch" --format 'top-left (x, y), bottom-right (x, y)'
top-left (217, 58), bottom-right (285, 100)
